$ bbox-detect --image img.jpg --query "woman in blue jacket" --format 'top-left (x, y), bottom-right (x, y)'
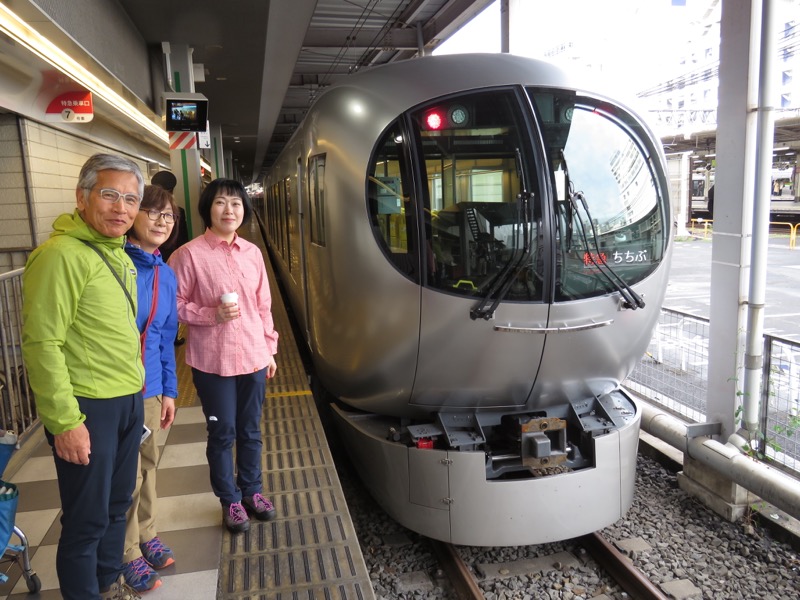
top-left (122, 185), bottom-right (179, 592)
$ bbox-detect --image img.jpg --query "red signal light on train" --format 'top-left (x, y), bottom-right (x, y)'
top-left (425, 111), bottom-right (444, 130)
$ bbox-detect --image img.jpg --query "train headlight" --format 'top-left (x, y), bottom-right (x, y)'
top-left (425, 111), bottom-right (444, 130)
top-left (423, 105), bottom-right (470, 130)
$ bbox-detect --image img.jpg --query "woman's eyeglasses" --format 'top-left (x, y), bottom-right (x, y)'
top-left (140, 209), bottom-right (177, 224)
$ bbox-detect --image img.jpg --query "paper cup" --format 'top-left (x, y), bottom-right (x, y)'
top-left (220, 292), bottom-right (238, 304)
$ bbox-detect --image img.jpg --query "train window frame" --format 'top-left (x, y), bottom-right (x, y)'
top-left (527, 88), bottom-right (670, 303)
top-left (409, 87), bottom-right (546, 302)
top-left (366, 121), bottom-right (421, 282)
top-left (308, 153), bottom-right (327, 247)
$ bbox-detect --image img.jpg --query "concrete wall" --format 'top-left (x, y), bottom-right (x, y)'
top-left (30, 0), bottom-right (153, 107)
top-left (0, 114), bottom-right (32, 271)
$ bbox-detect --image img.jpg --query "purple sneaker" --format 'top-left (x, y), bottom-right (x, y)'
top-left (242, 493), bottom-right (277, 521)
top-left (121, 556), bottom-right (161, 593)
top-left (140, 536), bottom-right (175, 569)
top-left (223, 501), bottom-right (250, 533)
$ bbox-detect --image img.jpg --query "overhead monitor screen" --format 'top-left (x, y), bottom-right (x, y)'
top-left (165, 98), bottom-right (208, 132)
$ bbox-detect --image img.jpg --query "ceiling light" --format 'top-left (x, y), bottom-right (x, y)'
top-left (0, 4), bottom-right (167, 143)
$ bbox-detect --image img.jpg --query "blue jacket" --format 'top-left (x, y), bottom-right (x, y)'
top-left (125, 244), bottom-right (179, 399)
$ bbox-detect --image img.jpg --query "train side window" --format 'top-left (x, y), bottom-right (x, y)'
top-left (308, 154), bottom-right (326, 246)
top-left (367, 123), bottom-right (418, 280)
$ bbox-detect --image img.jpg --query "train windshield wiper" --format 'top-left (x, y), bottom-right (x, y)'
top-left (470, 148), bottom-right (532, 320)
top-left (569, 191), bottom-right (645, 310)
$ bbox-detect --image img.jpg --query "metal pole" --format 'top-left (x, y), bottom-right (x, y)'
top-left (742, 0), bottom-right (778, 433)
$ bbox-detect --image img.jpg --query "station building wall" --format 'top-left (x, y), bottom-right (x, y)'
top-left (0, 113), bottom-right (163, 272)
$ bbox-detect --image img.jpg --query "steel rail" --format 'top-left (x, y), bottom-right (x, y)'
top-left (579, 532), bottom-right (670, 600)
top-left (429, 539), bottom-right (484, 600)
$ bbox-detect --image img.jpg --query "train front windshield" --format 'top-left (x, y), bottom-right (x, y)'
top-left (367, 86), bottom-right (668, 303)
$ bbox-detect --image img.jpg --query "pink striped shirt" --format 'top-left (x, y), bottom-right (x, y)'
top-left (169, 229), bottom-right (279, 376)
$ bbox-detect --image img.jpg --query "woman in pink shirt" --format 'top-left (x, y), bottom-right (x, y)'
top-left (168, 179), bottom-right (279, 533)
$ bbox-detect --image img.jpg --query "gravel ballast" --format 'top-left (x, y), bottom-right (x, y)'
top-left (340, 448), bottom-right (800, 599)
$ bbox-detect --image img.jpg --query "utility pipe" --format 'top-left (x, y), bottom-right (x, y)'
top-left (742, 0), bottom-right (778, 432)
top-left (640, 402), bottom-right (800, 522)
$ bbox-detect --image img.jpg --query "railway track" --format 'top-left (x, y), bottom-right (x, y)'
top-left (338, 425), bottom-right (797, 599)
top-left (429, 533), bottom-right (670, 600)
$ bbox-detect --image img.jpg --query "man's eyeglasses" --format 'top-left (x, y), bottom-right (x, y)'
top-left (140, 208), bottom-right (177, 224)
top-left (95, 188), bottom-right (142, 208)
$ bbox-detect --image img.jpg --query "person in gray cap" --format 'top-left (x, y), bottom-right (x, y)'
top-left (150, 170), bottom-right (177, 194)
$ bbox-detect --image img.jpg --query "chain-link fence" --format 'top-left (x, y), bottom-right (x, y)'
top-left (761, 336), bottom-right (800, 473)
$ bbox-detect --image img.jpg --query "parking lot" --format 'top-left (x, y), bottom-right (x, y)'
top-left (666, 234), bottom-right (800, 342)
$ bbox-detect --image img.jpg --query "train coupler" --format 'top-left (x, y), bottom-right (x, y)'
top-left (509, 415), bottom-right (568, 468)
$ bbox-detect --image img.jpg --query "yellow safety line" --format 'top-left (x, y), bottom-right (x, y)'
top-left (266, 390), bottom-right (312, 398)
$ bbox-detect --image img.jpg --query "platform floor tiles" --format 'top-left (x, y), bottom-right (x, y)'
top-left (1, 224), bottom-right (372, 599)
top-left (1, 405), bottom-right (221, 599)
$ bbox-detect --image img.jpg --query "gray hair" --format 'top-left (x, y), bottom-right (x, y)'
top-left (77, 153), bottom-right (145, 201)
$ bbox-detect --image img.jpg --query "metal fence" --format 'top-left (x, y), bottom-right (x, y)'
top-left (627, 307), bottom-right (800, 477)
top-left (0, 268), bottom-right (36, 438)
top-left (627, 310), bottom-right (709, 423)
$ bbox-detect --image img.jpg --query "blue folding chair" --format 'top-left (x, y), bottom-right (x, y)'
top-left (0, 431), bottom-right (40, 593)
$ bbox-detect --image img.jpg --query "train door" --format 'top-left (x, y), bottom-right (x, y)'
top-left (409, 89), bottom-right (548, 409)
top-left (283, 177), bottom-right (294, 276)
top-left (306, 153), bottom-right (328, 353)
top-left (296, 156), bottom-right (312, 341)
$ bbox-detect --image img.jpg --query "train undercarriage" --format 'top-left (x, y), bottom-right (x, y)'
top-left (329, 389), bottom-right (641, 546)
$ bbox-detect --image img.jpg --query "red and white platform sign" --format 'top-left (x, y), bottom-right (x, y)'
top-left (45, 91), bottom-right (94, 123)
top-left (169, 131), bottom-right (197, 150)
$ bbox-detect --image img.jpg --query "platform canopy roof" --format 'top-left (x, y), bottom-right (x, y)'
top-left (117, 0), bottom-right (494, 184)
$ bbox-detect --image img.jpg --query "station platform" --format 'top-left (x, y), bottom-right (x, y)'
top-left (0, 221), bottom-right (374, 600)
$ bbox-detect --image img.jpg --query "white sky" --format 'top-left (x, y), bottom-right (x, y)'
top-left (434, 0), bottom-right (723, 96)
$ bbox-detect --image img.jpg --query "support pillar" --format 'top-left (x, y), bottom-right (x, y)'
top-left (166, 43), bottom-right (203, 240)
top-left (209, 123), bottom-right (225, 179)
top-left (687, 0), bottom-right (760, 522)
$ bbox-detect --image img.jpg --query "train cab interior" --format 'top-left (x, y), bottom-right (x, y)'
top-left (367, 87), bottom-right (669, 310)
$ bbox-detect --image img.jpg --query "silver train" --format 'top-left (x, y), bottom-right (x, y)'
top-left (263, 53), bottom-right (671, 546)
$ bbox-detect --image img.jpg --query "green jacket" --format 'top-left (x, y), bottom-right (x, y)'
top-left (22, 211), bottom-right (144, 435)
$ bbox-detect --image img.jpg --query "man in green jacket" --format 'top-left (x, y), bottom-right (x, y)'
top-left (22, 153), bottom-right (146, 600)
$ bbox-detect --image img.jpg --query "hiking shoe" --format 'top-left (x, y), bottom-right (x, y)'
top-left (100, 574), bottom-right (143, 599)
top-left (121, 557), bottom-right (162, 593)
top-left (242, 493), bottom-right (277, 522)
top-left (140, 536), bottom-right (175, 569)
top-left (223, 501), bottom-right (251, 533)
